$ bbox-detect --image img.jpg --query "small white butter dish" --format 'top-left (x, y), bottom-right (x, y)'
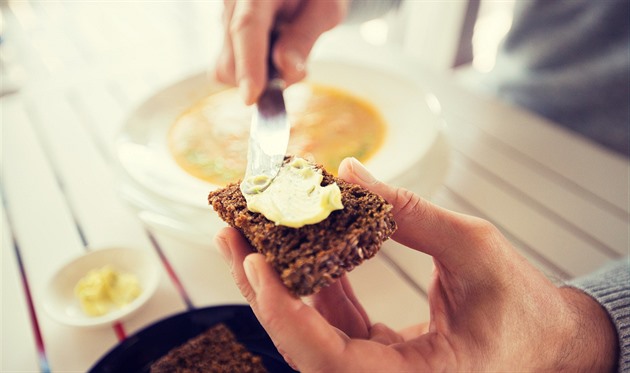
top-left (43, 247), bottom-right (160, 328)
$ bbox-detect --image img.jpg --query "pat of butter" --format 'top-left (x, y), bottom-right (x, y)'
top-left (74, 265), bottom-right (141, 317)
top-left (243, 157), bottom-right (343, 228)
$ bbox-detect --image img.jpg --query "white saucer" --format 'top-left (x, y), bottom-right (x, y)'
top-left (43, 247), bottom-right (160, 328)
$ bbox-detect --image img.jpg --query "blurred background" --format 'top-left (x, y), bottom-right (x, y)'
top-left (0, 0), bottom-right (514, 100)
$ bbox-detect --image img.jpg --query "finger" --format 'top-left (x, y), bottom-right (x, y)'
top-left (214, 227), bottom-right (257, 303)
top-left (273, 0), bottom-right (348, 85)
top-left (338, 157), bottom-right (494, 269)
top-left (215, 227), bottom-right (348, 369)
top-left (243, 253), bottom-right (348, 371)
top-left (339, 275), bottom-right (371, 327)
top-left (304, 275), bottom-right (370, 338)
top-left (230, 1), bottom-right (279, 104)
top-left (214, 0), bottom-right (237, 86)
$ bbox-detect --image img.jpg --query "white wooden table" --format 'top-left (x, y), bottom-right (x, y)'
top-left (2, 2), bottom-right (628, 372)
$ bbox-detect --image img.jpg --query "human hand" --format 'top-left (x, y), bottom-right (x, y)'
top-left (214, 0), bottom-right (348, 105)
top-left (214, 157), bottom-right (618, 372)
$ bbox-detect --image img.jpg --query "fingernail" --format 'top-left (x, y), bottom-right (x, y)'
top-left (214, 236), bottom-right (232, 266)
top-left (285, 49), bottom-right (305, 73)
top-left (350, 157), bottom-right (376, 184)
top-left (244, 256), bottom-right (260, 293)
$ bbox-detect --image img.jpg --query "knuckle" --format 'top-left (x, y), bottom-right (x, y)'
top-left (232, 271), bottom-right (257, 304)
top-left (392, 187), bottom-right (427, 219)
top-left (458, 216), bottom-right (503, 250)
top-left (467, 216), bottom-right (495, 233)
top-left (257, 305), bottom-right (279, 329)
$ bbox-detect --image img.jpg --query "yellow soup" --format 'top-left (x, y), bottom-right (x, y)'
top-left (168, 82), bottom-right (387, 186)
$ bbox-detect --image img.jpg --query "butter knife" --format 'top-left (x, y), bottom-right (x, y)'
top-left (240, 34), bottom-right (290, 195)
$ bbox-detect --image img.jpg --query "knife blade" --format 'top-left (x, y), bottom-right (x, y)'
top-left (240, 33), bottom-right (291, 195)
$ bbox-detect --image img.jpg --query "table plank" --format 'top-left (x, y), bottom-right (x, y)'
top-left (439, 87), bottom-right (630, 214)
top-left (4, 89), bottom-right (202, 370)
top-left (149, 232), bottom-right (246, 308)
top-left (380, 242), bottom-right (436, 298)
top-left (445, 120), bottom-right (628, 257)
top-left (1, 205), bottom-right (41, 373)
top-left (349, 253), bottom-right (430, 330)
top-left (23, 90), bottom-right (148, 249)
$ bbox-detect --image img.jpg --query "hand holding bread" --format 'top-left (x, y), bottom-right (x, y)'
top-left (214, 157), bottom-right (617, 372)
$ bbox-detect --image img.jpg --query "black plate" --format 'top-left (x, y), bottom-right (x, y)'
top-left (89, 305), bottom-right (296, 373)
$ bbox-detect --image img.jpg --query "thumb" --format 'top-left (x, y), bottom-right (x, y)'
top-left (243, 253), bottom-right (347, 371)
top-left (338, 158), bottom-right (491, 269)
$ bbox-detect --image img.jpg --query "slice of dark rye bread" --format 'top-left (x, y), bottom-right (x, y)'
top-left (150, 323), bottom-right (268, 373)
top-left (208, 158), bottom-right (397, 296)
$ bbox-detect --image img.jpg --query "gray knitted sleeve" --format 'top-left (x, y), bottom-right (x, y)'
top-left (568, 258), bottom-right (630, 372)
